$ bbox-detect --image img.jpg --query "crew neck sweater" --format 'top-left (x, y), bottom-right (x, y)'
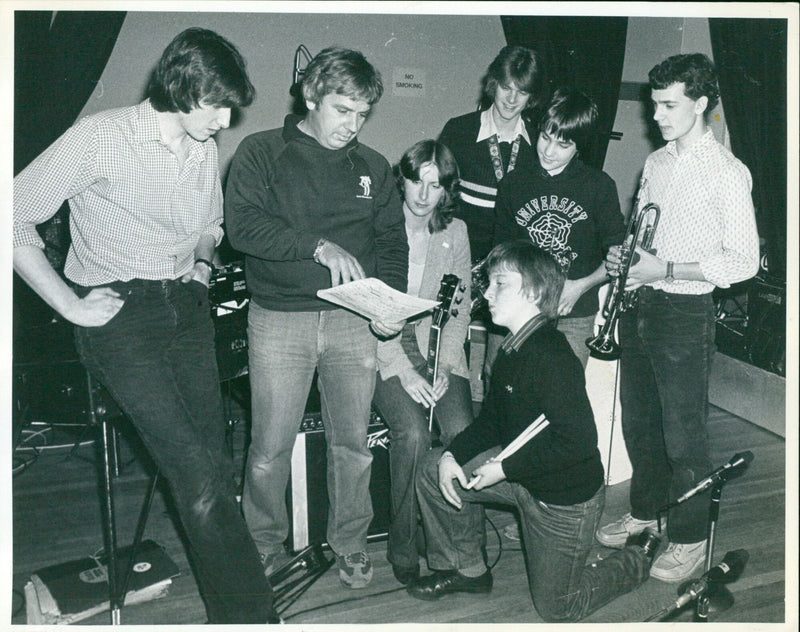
top-left (447, 321), bottom-right (604, 505)
top-left (224, 114), bottom-right (408, 311)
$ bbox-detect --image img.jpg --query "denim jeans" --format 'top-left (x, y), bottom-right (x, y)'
top-left (555, 314), bottom-right (595, 370)
top-left (372, 372), bottom-right (473, 569)
top-left (74, 279), bottom-right (276, 624)
top-left (416, 447), bottom-right (650, 622)
top-left (243, 304), bottom-right (376, 557)
top-left (618, 288), bottom-right (715, 543)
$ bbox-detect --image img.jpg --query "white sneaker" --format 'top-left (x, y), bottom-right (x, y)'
top-left (596, 512), bottom-right (659, 549)
top-left (649, 541), bottom-right (707, 583)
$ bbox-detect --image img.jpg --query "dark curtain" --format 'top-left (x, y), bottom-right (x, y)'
top-left (14, 10), bottom-right (126, 327)
top-left (501, 15), bottom-right (628, 170)
top-left (709, 18), bottom-right (787, 280)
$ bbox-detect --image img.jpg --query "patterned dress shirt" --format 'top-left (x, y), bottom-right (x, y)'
top-left (13, 99), bottom-right (224, 286)
top-left (641, 130), bottom-right (760, 295)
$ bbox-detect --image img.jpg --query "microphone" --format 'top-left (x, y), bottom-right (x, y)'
top-left (671, 549), bottom-right (749, 610)
top-left (676, 451), bottom-right (754, 503)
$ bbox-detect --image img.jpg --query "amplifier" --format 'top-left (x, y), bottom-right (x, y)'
top-left (15, 360), bottom-right (122, 427)
top-left (13, 320), bottom-right (122, 429)
top-left (208, 262), bottom-right (249, 382)
top-left (286, 405), bottom-right (391, 553)
top-left (746, 276), bottom-right (785, 376)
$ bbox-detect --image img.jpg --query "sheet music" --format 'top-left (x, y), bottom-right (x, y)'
top-left (317, 278), bottom-right (439, 322)
top-left (465, 415), bottom-right (549, 489)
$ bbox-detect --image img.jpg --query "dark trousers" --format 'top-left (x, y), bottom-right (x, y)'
top-left (74, 279), bottom-right (276, 624)
top-left (416, 447), bottom-right (650, 622)
top-left (372, 373), bottom-right (473, 569)
top-left (619, 288), bottom-right (716, 543)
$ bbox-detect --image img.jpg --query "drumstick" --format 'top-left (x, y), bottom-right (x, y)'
top-left (464, 414), bottom-right (548, 489)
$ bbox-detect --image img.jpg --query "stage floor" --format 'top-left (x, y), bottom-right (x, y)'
top-left (11, 402), bottom-right (788, 626)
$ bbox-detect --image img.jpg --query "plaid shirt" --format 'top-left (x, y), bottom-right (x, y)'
top-left (642, 130), bottom-right (760, 295)
top-left (13, 100), bottom-right (224, 286)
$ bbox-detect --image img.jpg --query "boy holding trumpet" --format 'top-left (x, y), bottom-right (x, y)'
top-left (408, 240), bottom-right (660, 622)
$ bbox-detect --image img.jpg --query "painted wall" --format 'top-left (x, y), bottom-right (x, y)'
top-left (78, 10), bottom-right (507, 175)
top-left (83, 12), bottom-right (734, 216)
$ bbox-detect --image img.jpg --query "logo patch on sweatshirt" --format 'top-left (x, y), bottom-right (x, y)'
top-left (357, 175), bottom-right (373, 199)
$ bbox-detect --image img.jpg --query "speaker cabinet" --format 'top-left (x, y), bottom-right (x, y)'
top-left (286, 408), bottom-right (391, 553)
top-left (209, 263), bottom-right (250, 382)
top-left (746, 276), bottom-right (785, 376)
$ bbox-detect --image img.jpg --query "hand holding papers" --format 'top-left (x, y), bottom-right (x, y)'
top-left (317, 277), bottom-right (439, 323)
top-left (465, 414), bottom-right (549, 490)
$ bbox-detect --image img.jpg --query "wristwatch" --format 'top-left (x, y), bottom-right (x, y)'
top-left (665, 261), bottom-right (675, 283)
top-left (195, 258), bottom-right (215, 274)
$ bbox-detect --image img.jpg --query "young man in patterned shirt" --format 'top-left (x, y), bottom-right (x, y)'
top-left (596, 53), bottom-right (760, 583)
top-left (14, 28), bottom-right (279, 624)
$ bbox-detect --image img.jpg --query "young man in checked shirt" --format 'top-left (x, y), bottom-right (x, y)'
top-left (596, 53), bottom-right (760, 583)
top-left (13, 28), bottom-right (280, 624)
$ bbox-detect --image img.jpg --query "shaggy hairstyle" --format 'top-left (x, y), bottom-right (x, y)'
top-left (481, 45), bottom-right (549, 119)
top-left (148, 27), bottom-right (255, 113)
top-left (485, 240), bottom-right (565, 319)
top-left (649, 53), bottom-right (720, 113)
top-left (301, 46), bottom-right (383, 106)
top-left (539, 87), bottom-right (599, 156)
top-left (396, 139), bottom-right (460, 234)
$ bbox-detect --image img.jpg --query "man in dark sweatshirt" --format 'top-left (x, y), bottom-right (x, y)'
top-left (224, 47), bottom-right (408, 590)
top-left (407, 241), bottom-right (659, 622)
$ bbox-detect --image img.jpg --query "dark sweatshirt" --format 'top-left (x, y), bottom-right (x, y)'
top-left (224, 114), bottom-right (408, 311)
top-left (493, 157), bottom-right (626, 317)
top-left (447, 320), bottom-right (604, 505)
top-left (438, 110), bottom-right (538, 263)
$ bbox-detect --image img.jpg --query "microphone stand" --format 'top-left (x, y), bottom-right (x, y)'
top-left (646, 481), bottom-right (737, 621)
top-left (692, 482), bottom-right (735, 620)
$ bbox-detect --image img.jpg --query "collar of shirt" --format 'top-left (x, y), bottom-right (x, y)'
top-left (135, 99), bottom-right (207, 164)
top-left (476, 106), bottom-right (531, 145)
top-left (665, 129), bottom-right (715, 162)
top-left (500, 314), bottom-right (550, 354)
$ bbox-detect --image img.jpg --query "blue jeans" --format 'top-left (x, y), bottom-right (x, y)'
top-left (243, 304), bottom-right (376, 557)
top-left (372, 372), bottom-right (473, 569)
top-left (416, 447), bottom-right (650, 622)
top-left (619, 288), bottom-right (715, 543)
top-left (556, 314), bottom-right (595, 369)
top-left (74, 279), bottom-right (276, 624)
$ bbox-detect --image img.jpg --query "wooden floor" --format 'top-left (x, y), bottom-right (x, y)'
top-left (11, 396), bottom-right (789, 627)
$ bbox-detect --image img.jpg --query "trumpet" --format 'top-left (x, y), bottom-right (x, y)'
top-left (585, 202), bottom-right (660, 360)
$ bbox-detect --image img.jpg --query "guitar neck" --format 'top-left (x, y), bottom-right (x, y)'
top-left (425, 324), bottom-right (442, 385)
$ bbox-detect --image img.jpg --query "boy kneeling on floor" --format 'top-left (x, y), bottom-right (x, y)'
top-left (408, 239), bottom-right (660, 622)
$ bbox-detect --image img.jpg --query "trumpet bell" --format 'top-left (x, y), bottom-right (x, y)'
top-left (585, 332), bottom-right (621, 361)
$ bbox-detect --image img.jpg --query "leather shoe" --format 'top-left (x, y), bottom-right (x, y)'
top-left (392, 564), bottom-right (420, 586)
top-left (407, 569), bottom-right (492, 601)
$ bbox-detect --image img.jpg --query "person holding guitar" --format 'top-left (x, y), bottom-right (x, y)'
top-left (373, 139), bottom-right (473, 587)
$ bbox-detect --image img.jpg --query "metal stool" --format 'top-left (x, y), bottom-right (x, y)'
top-left (86, 371), bottom-right (160, 625)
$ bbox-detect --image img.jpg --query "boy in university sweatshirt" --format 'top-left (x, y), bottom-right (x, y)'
top-left (493, 87), bottom-right (626, 368)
